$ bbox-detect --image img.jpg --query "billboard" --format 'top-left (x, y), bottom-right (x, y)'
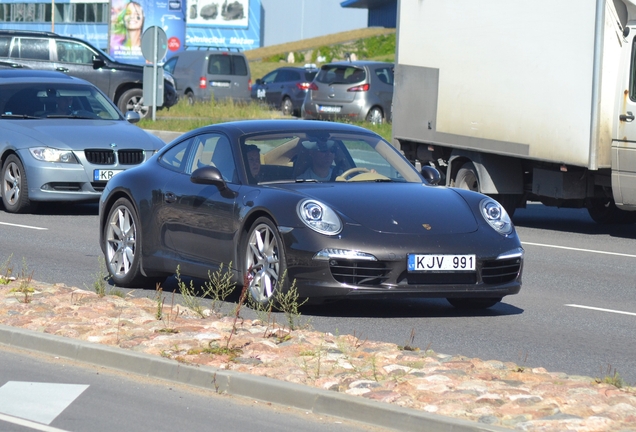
top-left (109, 0), bottom-right (186, 64)
top-left (186, 0), bottom-right (261, 51)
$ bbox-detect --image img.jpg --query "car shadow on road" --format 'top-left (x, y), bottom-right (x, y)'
top-left (302, 298), bottom-right (523, 319)
top-left (147, 276), bottom-right (524, 319)
top-left (512, 203), bottom-right (636, 240)
top-left (0, 201), bottom-right (99, 216)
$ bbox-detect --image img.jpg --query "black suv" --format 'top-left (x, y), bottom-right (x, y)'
top-left (0, 30), bottom-right (177, 118)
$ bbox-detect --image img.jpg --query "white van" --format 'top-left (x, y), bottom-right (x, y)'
top-left (163, 49), bottom-right (251, 104)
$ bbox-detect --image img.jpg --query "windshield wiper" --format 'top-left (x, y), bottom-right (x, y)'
top-left (45, 113), bottom-right (98, 119)
top-left (1, 113), bottom-right (40, 119)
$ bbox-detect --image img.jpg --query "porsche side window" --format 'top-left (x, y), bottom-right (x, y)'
top-left (159, 139), bottom-right (191, 171)
top-left (189, 133), bottom-right (236, 182)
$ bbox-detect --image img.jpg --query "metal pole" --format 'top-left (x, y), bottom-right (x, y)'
top-left (152, 26), bottom-right (157, 122)
top-left (51, 0), bottom-right (55, 32)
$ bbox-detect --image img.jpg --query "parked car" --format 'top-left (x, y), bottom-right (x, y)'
top-left (0, 30), bottom-right (178, 119)
top-left (302, 61), bottom-right (394, 124)
top-left (251, 65), bottom-right (318, 116)
top-left (0, 70), bottom-right (166, 213)
top-left (163, 49), bottom-right (251, 104)
top-left (99, 119), bottom-right (523, 309)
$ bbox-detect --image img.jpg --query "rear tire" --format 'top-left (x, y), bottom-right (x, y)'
top-left (365, 107), bottom-right (383, 124)
top-left (118, 88), bottom-right (149, 119)
top-left (281, 97), bottom-right (293, 116)
top-left (186, 91), bottom-right (195, 105)
top-left (447, 297), bottom-right (502, 309)
top-left (1, 154), bottom-right (32, 214)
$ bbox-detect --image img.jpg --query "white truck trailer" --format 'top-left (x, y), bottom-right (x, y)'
top-left (392, 0), bottom-right (636, 223)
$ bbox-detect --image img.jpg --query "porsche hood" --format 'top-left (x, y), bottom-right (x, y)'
top-left (287, 183), bottom-right (480, 235)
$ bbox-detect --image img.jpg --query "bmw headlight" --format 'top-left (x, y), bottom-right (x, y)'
top-left (29, 147), bottom-right (78, 164)
top-left (297, 199), bottom-right (342, 235)
top-left (480, 198), bottom-right (513, 235)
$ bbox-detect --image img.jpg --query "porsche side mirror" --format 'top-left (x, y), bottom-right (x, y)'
top-left (191, 166), bottom-right (237, 197)
top-left (421, 165), bottom-right (441, 185)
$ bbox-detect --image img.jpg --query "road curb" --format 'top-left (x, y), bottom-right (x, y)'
top-left (0, 324), bottom-right (509, 432)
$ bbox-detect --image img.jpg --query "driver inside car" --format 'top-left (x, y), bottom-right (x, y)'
top-left (296, 138), bottom-right (343, 181)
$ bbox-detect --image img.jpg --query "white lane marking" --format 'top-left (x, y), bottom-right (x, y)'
top-left (565, 304), bottom-right (636, 317)
top-left (0, 413), bottom-right (71, 432)
top-left (0, 382), bottom-right (89, 425)
top-left (0, 221), bottom-right (47, 230)
top-left (522, 241), bottom-right (636, 258)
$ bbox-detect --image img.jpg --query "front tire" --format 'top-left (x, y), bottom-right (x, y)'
top-left (103, 198), bottom-right (147, 287)
top-left (2, 154), bottom-right (32, 213)
top-left (243, 217), bottom-right (287, 305)
top-left (118, 88), bottom-right (149, 119)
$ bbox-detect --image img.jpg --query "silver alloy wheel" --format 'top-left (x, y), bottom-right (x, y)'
top-left (281, 97), bottom-right (293, 116)
top-left (105, 204), bottom-right (137, 277)
top-left (3, 161), bottom-right (21, 206)
top-left (366, 107), bottom-right (383, 124)
top-left (245, 222), bottom-right (281, 303)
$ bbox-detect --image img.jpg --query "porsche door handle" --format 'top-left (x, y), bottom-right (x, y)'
top-left (165, 192), bottom-right (177, 203)
top-left (56, 67), bottom-right (69, 72)
top-left (620, 111), bottom-right (635, 122)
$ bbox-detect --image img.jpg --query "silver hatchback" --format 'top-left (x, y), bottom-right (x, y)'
top-left (301, 61), bottom-right (394, 124)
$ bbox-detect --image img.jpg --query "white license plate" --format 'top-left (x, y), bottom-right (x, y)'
top-left (407, 254), bottom-right (476, 272)
top-left (210, 81), bottom-right (230, 88)
top-left (93, 169), bottom-right (123, 181)
top-left (318, 105), bottom-right (341, 113)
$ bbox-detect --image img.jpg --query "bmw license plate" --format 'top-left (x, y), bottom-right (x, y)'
top-left (94, 169), bottom-right (123, 181)
top-left (318, 105), bottom-right (341, 113)
top-left (407, 254), bottom-right (476, 272)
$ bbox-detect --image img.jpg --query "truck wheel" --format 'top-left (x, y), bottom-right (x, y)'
top-left (118, 88), bottom-right (149, 119)
top-left (587, 198), bottom-right (636, 224)
top-left (455, 162), bottom-right (479, 191)
top-left (455, 162), bottom-right (517, 216)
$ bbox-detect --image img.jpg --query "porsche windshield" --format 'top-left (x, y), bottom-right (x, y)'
top-left (241, 131), bottom-right (422, 184)
top-left (0, 83), bottom-right (121, 120)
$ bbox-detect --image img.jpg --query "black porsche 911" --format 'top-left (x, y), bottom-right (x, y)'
top-left (99, 120), bottom-right (523, 309)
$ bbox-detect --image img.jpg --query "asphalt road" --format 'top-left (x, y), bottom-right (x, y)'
top-left (1, 202), bottom-right (636, 385)
top-left (0, 345), bottom-right (380, 432)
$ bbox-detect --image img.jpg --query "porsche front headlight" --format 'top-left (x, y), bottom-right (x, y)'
top-left (297, 199), bottom-right (342, 235)
top-left (29, 147), bottom-right (78, 164)
top-left (480, 198), bottom-right (513, 235)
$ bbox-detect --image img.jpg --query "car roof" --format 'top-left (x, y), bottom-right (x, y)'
top-left (0, 69), bottom-right (84, 84)
top-left (0, 30), bottom-right (58, 37)
top-left (179, 119), bottom-right (379, 138)
top-left (322, 61), bottom-right (394, 68)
